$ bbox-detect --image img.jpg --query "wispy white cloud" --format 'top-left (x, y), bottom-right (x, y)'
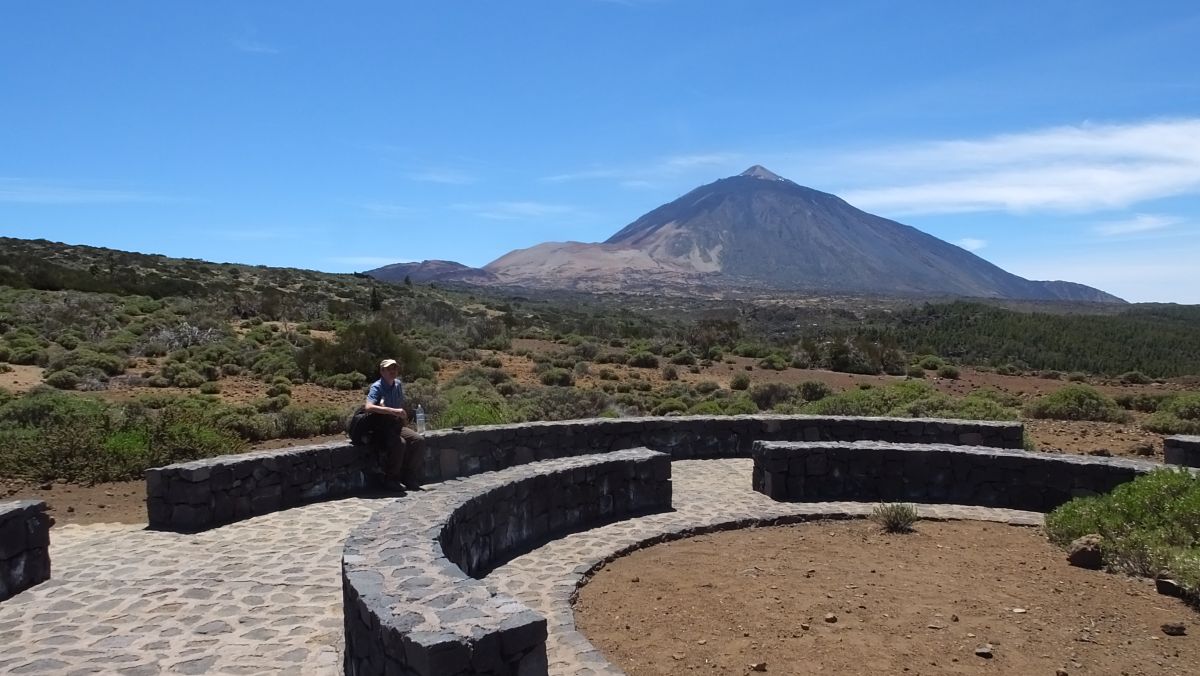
top-left (1092, 213), bottom-right (1184, 237)
top-left (544, 152), bottom-right (745, 185)
top-left (359, 202), bottom-right (418, 218)
top-left (232, 38), bottom-right (280, 55)
top-left (833, 119), bottom-right (1200, 215)
top-left (405, 168), bottom-right (475, 185)
top-left (956, 238), bottom-right (987, 251)
top-left (452, 201), bottom-right (576, 220)
top-left (0, 178), bottom-right (164, 204)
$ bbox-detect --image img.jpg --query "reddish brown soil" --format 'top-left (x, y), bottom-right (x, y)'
top-left (575, 520), bottom-right (1200, 676)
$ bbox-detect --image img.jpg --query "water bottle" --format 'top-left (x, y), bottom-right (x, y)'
top-left (415, 404), bottom-right (426, 433)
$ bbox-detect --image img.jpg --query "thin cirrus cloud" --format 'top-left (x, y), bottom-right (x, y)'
top-left (231, 38), bottom-right (280, 55)
top-left (955, 238), bottom-right (987, 252)
top-left (405, 169), bottom-right (475, 185)
top-left (834, 118), bottom-right (1200, 215)
top-left (543, 152), bottom-right (744, 185)
top-left (452, 201), bottom-right (576, 220)
top-left (1092, 213), bottom-right (1184, 237)
top-left (0, 178), bottom-right (164, 204)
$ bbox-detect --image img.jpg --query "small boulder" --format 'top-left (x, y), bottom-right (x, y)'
top-left (1155, 576), bottom-right (1185, 599)
top-left (974, 644), bottom-right (994, 659)
top-left (1162, 622), bottom-right (1187, 637)
top-left (824, 613), bottom-right (838, 623)
top-left (1066, 534), bottom-right (1103, 569)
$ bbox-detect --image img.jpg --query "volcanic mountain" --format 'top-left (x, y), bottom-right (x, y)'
top-left (372, 167), bottom-right (1122, 302)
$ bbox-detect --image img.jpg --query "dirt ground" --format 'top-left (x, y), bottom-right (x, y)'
top-left (575, 520), bottom-right (1200, 676)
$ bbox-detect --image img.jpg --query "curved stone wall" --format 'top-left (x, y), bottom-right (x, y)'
top-left (752, 440), bottom-right (1164, 510)
top-left (0, 500), bottom-right (51, 603)
top-left (342, 448), bottom-right (671, 676)
top-left (147, 415), bottom-right (1021, 531)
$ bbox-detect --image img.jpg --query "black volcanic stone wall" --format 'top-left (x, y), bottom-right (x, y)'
top-left (413, 415), bottom-right (1023, 485)
top-left (1165, 435), bottom-right (1200, 468)
top-left (752, 440), bottom-right (1161, 511)
top-left (147, 415), bottom-right (1021, 531)
top-left (342, 449), bottom-right (671, 676)
top-left (146, 442), bottom-right (375, 531)
top-left (0, 500), bottom-right (51, 602)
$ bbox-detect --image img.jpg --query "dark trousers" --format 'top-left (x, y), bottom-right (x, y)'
top-left (374, 416), bottom-right (425, 482)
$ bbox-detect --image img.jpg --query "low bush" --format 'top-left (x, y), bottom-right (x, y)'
top-left (1119, 371), bottom-right (1152, 385)
top-left (539, 368), bottom-right (574, 387)
top-left (757, 354), bottom-right (789, 371)
top-left (1143, 393), bottom-right (1200, 435)
top-left (1065, 372), bottom-right (1088, 382)
top-left (749, 382), bottom-right (796, 411)
top-left (1045, 470), bottom-right (1200, 597)
top-left (1024, 385), bottom-right (1131, 422)
top-left (628, 352), bottom-right (659, 368)
top-left (918, 355), bottom-right (944, 370)
top-left (661, 365), bottom-right (679, 381)
top-left (872, 503), bottom-right (919, 533)
top-left (44, 370), bottom-right (80, 390)
top-left (730, 373), bottom-right (751, 391)
top-left (936, 365), bottom-right (960, 379)
top-left (799, 380), bottom-right (833, 402)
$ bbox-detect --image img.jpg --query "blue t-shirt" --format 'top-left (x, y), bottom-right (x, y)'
top-left (367, 378), bottom-right (405, 409)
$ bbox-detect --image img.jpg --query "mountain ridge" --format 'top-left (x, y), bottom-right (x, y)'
top-left (371, 167), bottom-right (1124, 303)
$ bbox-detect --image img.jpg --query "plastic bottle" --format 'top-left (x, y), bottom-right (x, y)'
top-left (415, 404), bottom-right (426, 433)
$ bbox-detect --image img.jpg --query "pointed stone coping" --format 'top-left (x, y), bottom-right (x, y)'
top-left (341, 448), bottom-right (672, 676)
top-left (752, 440), bottom-right (1172, 510)
top-left (0, 500), bottom-right (51, 603)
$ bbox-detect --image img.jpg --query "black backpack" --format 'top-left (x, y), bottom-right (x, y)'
top-left (347, 406), bottom-right (374, 446)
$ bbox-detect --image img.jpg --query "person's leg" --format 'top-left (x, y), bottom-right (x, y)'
top-left (376, 417), bottom-right (406, 483)
top-left (398, 425), bottom-right (425, 484)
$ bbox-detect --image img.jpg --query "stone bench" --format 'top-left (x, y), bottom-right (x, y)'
top-left (0, 500), bottom-right (52, 603)
top-left (1165, 435), bottom-right (1200, 468)
top-left (342, 448), bottom-right (671, 676)
top-left (752, 440), bottom-right (1162, 512)
top-left (147, 415), bottom-right (1021, 531)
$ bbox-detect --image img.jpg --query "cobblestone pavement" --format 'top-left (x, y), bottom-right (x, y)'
top-left (0, 459), bottom-right (1043, 675)
top-left (0, 498), bottom-right (385, 675)
top-left (485, 459), bottom-right (1043, 676)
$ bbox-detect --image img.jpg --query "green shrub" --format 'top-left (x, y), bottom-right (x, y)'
top-left (598, 368), bottom-right (618, 381)
top-left (730, 373), bottom-right (751, 391)
top-left (1024, 385), bottom-right (1131, 422)
top-left (918, 355), bottom-right (944, 370)
top-left (437, 392), bottom-right (515, 428)
top-left (1066, 372), bottom-right (1088, 382)
top-left (1119, 371), bottom-right (1152, 385)
top-left (44, 369), bottom-right (80, 390)
top-left (278, 405), bottom-right (344, 437)
top-left (628, 352), bottom-right (659, 368)
top-left (481, 355), bottom-right (503, 368)
top-left (906, 366), bottom-right (925, 378)
top-left (799, 380), bottom-right (833, 402)
top-left (757, 354), bottom-right (789, 371)
top-left (48, 348), bottom-right (125, 377)
top-left (652, 398), bottom-right (687, 416)
top-left (539, 368), bottom-right (574, 386)
top-left (872, 503), bottom-right (919, 533)
top-left (1115, 391), bottom-right (1176, 413)
top-left (1143, 393), bottom-right (1200, 434)
top-left (695, 380), bottom-right (720, 394)
top-left (198, 382), bottom-right (221, 394)
top-left (670, 351), bottom-right (696, 366)
top-left (936, 365), bottom-right (960, 380)
top-left (661, 365), bottom-right (679, 381)
top-left (749, 383), bottom-right (796, 410)
top-left (512, 387), bottom-right (609, 421)
top-left (171, 369), bottom-right (206, 388)
top-left (266, 382), bottom-right (292, 397)
top-left (1046, 470), bottom-right (1200, 594)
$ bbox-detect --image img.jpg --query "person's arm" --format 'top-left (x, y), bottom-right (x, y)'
top-left (364, 381), bottom-right (404, 418)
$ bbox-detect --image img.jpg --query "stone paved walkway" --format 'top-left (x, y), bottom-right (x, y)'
top-left (0, 459), bottom-right (1042, 675)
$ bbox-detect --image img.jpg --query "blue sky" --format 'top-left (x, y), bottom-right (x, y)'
top-left (2, 1), bottom-right (1199, 303)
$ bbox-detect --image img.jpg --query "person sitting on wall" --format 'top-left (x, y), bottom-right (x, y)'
top-left (364, 358), bottom-right (425, 491)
